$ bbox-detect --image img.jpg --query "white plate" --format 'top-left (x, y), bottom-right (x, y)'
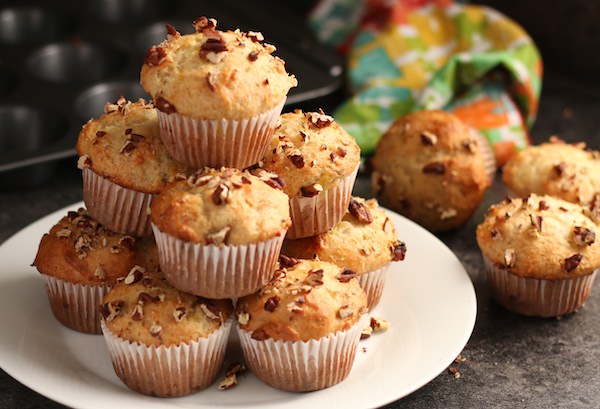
top-left (0, 202), bottom-right (476, 409)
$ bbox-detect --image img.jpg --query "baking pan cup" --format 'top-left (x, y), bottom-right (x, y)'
top-left (483, 256), bottom-right (598, 317)
top-left (152, 224), bottom-right (285, 299)
top-left (357, 263), bottom-right (391, 311)
top-left (237, 314), bottom-right (369, 392)
top-left (156, 99), bottom-right (285, 169)
top-left (101, 318), bottom-right (232, 397)
top-left (82, 167), bottom-right (153, 237)
top-left (42, 275), bottom-right (108, 334)
top-left (287, 165), bottom-right (359, 239)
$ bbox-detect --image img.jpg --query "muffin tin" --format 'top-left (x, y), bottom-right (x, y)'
top-left (0, 0), bottom-right (344, 188)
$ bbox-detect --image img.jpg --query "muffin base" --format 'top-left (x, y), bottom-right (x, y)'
top-left (42, 275), bottom-right (108, 334)
top-left (101, 319), bottom-right (232, 397)
top-left (82, 168), bottom-right (153, 237)
top-left (358, 263), bottom-right (391, 311)
top-left (484, 257), bottom-right (598, 317)
top-left (156, 99), bottom-right (285, 169)
top-left (237, 314), bottom-right (368, 392)
top-left (287, 165), bottom-right (359, 239)
top-left (152, 225), bottom-right (285, 299)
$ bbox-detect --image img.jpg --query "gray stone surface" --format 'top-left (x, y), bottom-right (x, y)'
top-left (0, 73), bottom-right (599, 408)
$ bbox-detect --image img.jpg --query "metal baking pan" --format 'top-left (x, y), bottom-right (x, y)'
top-left (0, 0), bottom-right (344, 187)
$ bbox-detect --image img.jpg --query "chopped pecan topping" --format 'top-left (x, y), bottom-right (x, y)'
top-left (422, 161), bottom-right (446, 175)
top-left (137, 292), bottom-right (161, 304)
top-left (330, 152), bottom-right (338, 162)
top-left (77, 155), bottom-right (91, 170)
top-left (118, 236), bottom-right (136, 250)
top-left (287, 149), bottom-right (305, 168)
top-left (131, 303), bottom-right (144, 321)
top-left (248, 51), bottom-right (258, 61)
top-left (391, 241), bottom-right (407, 261)
top-left (206, 226), bottom-right (231, 245)
top-left (124, 266), bottom-right (145, 285)
top-left (573, 226), bottom-right (595, 246)
top-left (420, 131), bottom-right (438, 146)
top-left (237, 312), bottom-right (250, 325)
top-left (93, 266), bottom-right (106, 280)
top-left (462, 139), bottom-right (477, 153)
top-left (173, 307), bottom-right (187, 322)
top-left (149, 324), bottom-right (162, 337)
top-left (144, 46), bottom-right (167, 66)
top-left (361, 325), bottom-right (373, 340)
top-left (299, 130), bottom-right (309, 142)
top-left (338, 305), bottom-right (353, 319)
top-left (200, 303), bottom-right (222, 321)
top-left (306, 110), bottom-right (334, 128)
top-left (251, 328), bottom-right (269, 341)
top-left (264, 295), bottom-right (280, 312)
top-left (95, 130), bottom-right (106, 138)
top-left (440, 207), bottom-right (457, 220)
top-left (538, 200), bottom-right (550, 211)
top-left (564, 253), bottom-right (583, 272)
top-left (504, 249), bottom-right (516, 268)
top-left (348, 199), bottom-right (373, 224)
top-left (337, 268), bottom-right (357, 283)
top-left (337, 146), bottom-right (347, 157)
top-left (490, 228), bottom-right (502, 239)
top-left (370, 316), bottom-right (390, 333)
top-left (287, 302), bottom-right (303, 314)
top-left (193, 16), bottom-right (217, 32)
top-left (553, 161), bottom-right (566, 177)
top-left (219, 362), bottom-right (247, 390)
top-left (306, 269), bottom-right (324, 287)
top-left (206, 72), bottom-right (216, 91)
top-left (212, 183), bottom-right (231, 205)
top-left (247, 31), bottom-right (264, 42)
top-left (529, 214), bottom-right (543, 233)
top-left (300, 183), bottom-right (323, 198)
top-left (200, 36), bottom-right (228, 63)
top-left (55, 227), bottom-right (72, 238)
top-left (165, 23), bottom-right (178, 37)
top-left (99, 301), bottom-right (123, 322)
top-left (155, 96), bottom-right (177, 114)
top-left (279, 255), bottom-right (299, 268)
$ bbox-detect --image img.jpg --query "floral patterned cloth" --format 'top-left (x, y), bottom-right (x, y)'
top-left (309, 0), bottom-right (542, 165)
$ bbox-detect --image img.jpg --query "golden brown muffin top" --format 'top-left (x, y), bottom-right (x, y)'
top-left (281, 197), bottom-right (406, 273)
top-left (101, 270), bottom-right (233, 347)
top-left (76, 98), bottom-right (190, 194)
top-left (150, 167), bottom-right (291, 245)
top-left (476, 194), bottom-right (600, 279)
top-left (502, 137), bottom-right (600, 206)
top-left (236, 259), bottom-right (367, 342)
top-left (33, 208), bottom-right (155, 285)
top-left (370, 109), bottom-right (491, 232)
top-left (140, 17), bottom-right (297, 120)
top-left (259, 109), bottom-right (361, 196)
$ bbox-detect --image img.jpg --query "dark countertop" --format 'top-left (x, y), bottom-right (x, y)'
top-left (0, 71), bottom-right (599, 408)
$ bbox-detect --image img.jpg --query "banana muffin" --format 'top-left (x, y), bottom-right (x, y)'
top-left (259, 109), bottom-right (361, 239)
top-left (476, 194), bottom-right (600, 317)
top-left (140, 17), bottom-right (297, 168)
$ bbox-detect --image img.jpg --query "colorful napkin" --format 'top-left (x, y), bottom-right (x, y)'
top-left (309, 0), bottom-right (542, 165)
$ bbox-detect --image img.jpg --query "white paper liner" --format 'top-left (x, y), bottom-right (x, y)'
top-left (156, 99), bottom-right (285, 169)
top-left (82, 168), bottom-right (153, 237)
top-left (237, 314), bottom-right (369, 392)
top-left (287, 165), bottom-right (359, 239)
top-left (43, 275), bottom-right (109, 334)
top-left (101, 318), bottom-right (232, 397)
top-left (483, 256), bottom-right (597, 317)
top-left (357, 263), bottom-right (391, 311)
top-left (152, 224), bottom-right (285, 299)
top-left (471, 127), bottom-right (498, 184)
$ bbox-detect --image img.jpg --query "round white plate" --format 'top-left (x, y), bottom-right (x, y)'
top-left (0, 202), bottom-right (476, 409)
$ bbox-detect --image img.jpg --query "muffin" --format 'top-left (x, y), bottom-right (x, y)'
top-left (476, 194), bottom-right (600, 317)
top-left (76, 97), bottom-right (189, 237)
top-left (281, 197), bottom-right (407, 310)
top-left (32, 208), bottom-right (157, 334)
top-left (235, 258), bottom-right (368, 392)
top-left (259, 109), bottom-right (361, 239)
top-left (371, 110), bottom-right (493, 232)
top-left (150, 167), bottom-right (291, 299)
top-left (100, 270), bottom-right (233, 397)
top-left (502, 137), bottom-right (600, 206)
top-left (140, 17), bottom-right (297, 169)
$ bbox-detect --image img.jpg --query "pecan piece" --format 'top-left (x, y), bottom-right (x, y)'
top-left (391, 241), bottom-right (407, 261)
top-left (287, 149), bottom-right (305, 168)
top-left (154, 96), bottom-right (177, 114)
top-left (422, 161), bottom-right (446, 175)
top-left (348, 199), bottom-right (373, 224)
top-left (337, 268), bottom-right (357, 283)
top-left (573, 226), bottom-right (595, 246)
top-left (248, 51), bottom-right (258, 61)
top-left (300, 183), bottom-right (323, 198)
top-left (564, 254), bottom-right (583, 272)
top-left (212, 183), bottom-right (230, 205)
top-left (144, 46), bottom-right (167, 66)
top-left (264, 295), bottom-right (280, 312)
top-left (123, 266), bottom-right (145, 285)
top-left (99, 301), bottom-right (123, 322)
top-left (504, 249), bottom-right (516, 268)
top-left (420, 131), bottom-right (438, 146)
top-left (279, 254), bottom-right (299, 268)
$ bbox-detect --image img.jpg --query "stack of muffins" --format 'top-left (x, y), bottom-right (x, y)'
top-left (32, 17), bottom-right (407, 397)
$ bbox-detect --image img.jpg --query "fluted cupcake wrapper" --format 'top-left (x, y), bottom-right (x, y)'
top-left (237, 314), bottom-right (369, 392)
top-left (101, 318), bottom-right (232, 397)
top-left (471, 127), bottom-right (498, 184)
top-left (287, 165), bottom-right (359, 239)
top-left (82, 168), bottom-right (153, 237)
top-left (43, 275), bottom-right (109, 334)
top-left (483, 256), bottom-right (598, 317)
top-left (357, 263), bottom-right (391, 311)
top-left (152, 224), bottom-right (285, 299)
top-left (156, 99), bottom-right (285, 169)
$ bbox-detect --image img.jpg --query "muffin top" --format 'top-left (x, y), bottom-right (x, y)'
top-left (150, 167), bottom-right (291, 245)
top-left (281, 197), bottom-right (406, 273)
top-left (236, 259), bottom-right (367, 342)
top-left (476, 194), bottom-right (600, 279)
top-left (140, 17), bottom-right (297, 120)
top-left (101, 270), bottom-right (233, 347)
top-left (502, 137), bottom-right (600, 206)
top-left (259, 109), bottom-right (361, 197)
top-left (371, 110), bottom-right (491, 232)
top-left (76, 98), bottom-right (189, 194)
top-left (33, 208), bottom-right (156, 285)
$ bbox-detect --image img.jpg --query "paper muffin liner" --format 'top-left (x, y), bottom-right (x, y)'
top-left (42, 275), bottom-right (109, 334)
top-left (357, 263), bottom-right (391, 311)
top-left (101, 318), bottom-right (232, 397)
top-left (471, 127), bottom-right (498, 184)
top-left (483, 256), bottom-right (598, 317)
top-left (156, 99), bottom-right (285, 169)
top-left (152, 224), bottom-right (285, 299)
top-left (287, 165), bottom-right (359, 239)
top-left (237, 314), bottom-right (369, 392)
top-left (82, 168), bottom-right (153, 237)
